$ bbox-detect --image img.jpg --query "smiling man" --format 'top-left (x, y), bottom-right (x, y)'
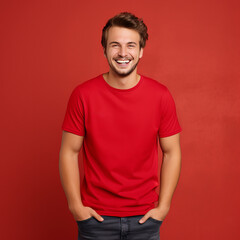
top-left (104, 26), bottom-right (143, 78)
top-left (59, 12), bottom-right (182, 240)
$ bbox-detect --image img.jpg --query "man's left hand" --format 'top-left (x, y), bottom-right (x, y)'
top-left (138, 205), bottom-right (170, 224)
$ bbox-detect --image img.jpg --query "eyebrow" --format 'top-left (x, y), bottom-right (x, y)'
top-left (109, 41), bottom-right (137, 45)
top-left (127, 42), bottom-right (137, 45)
top-left (109, 42), bottom-right (120, 45)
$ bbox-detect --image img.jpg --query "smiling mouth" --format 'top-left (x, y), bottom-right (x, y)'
top-left (115, 59), bottom-right (131, 64)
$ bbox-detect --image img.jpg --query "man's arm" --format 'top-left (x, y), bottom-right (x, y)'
top-left (59, 131), bottom-right (84, 218)
top-left (157, 133), bottom-right (181, 218)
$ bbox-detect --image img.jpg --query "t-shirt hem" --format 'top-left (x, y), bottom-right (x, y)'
top-left (81, 200), bottom-right (156, 217)
top-left (159, 128), bottom-right (182, 138)
top-left (96, 210), bottom-right (151, 217)
top-left (62, 127), bottom-right (85, 136)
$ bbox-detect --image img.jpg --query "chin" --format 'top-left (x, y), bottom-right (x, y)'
top-left (116, 71), bottom-right (134, 77)
top-left (112, 64), bottom-right (138, 77)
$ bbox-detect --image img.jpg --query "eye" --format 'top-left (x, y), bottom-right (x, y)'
top-left (128, 44), bottom-right (136, 48)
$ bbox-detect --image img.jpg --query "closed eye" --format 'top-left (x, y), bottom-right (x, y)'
top-left (109, 42), bottom-right (120, 47)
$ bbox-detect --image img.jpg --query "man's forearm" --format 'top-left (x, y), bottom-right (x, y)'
top-left (157, 150), bottom-right (181, 209)
top-left (59, 151), bottom-right (83, 211)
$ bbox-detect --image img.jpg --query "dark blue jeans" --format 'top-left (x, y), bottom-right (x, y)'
top-left (76, 214), bottom-right (163, 240)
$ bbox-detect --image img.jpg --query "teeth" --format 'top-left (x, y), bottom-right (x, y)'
top-left (116, 60), bottom-right (130, 64)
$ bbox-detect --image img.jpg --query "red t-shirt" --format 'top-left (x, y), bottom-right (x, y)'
top-left (61, 74), bottom-right (182, 217)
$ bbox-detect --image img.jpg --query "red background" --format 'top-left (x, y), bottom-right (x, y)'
top-left (1, 0), bottom-right (239, 239)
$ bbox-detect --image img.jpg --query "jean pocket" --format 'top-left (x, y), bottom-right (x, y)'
top-left (76, 216), bottom-right (94, 224)
top-left (148, 217), bottom-right (163, 224)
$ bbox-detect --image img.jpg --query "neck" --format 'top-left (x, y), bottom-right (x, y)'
top-left (103, 69), bottom-right (140, 90)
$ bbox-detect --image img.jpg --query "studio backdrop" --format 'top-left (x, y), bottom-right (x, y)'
top-left (0, 0), bottom-right (239, 239)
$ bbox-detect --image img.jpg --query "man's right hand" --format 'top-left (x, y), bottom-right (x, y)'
top-left (69, 204), bottom-right (104, 222)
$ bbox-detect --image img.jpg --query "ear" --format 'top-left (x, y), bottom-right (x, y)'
top-left (139, 48), bottom-right (144, 58)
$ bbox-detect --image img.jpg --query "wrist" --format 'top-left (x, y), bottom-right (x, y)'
top-left (68, 200), bottom-right (84, 212)
top-left (157, 203), bottom-right (171, 211)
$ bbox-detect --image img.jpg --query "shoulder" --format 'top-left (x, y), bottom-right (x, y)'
top-left (141, 75), bottom-right (170, 95)
top-left (71, 74), bottom-right (102, 96)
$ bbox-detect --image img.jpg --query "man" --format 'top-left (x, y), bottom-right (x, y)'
top-left (59, 12), bottom-right (182, 240)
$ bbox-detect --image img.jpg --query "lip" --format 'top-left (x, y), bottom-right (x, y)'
top-left (115, 61), bottom-right (131, 68)
top-left (116, 60), bottom-right (130, 63)
top-left (114, 59), bottom-right (132, 66)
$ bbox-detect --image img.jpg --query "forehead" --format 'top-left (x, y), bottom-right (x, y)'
top-left (106, 26), bottom-right (140, 44)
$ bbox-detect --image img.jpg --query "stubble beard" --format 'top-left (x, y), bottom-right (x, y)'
top-left (108, 58), bottom-right (141, 77)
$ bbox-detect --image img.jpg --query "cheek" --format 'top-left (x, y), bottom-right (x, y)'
top-left (129, 50), bottom-right (140, 57)
top-left (107, 50), bottom-right (118, 58)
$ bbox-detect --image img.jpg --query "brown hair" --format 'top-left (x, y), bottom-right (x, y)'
top-left (101, 12), bottom-right (148, 49)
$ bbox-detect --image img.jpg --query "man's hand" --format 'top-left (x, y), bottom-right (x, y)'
top-left (69, 204), bottom-right (104, 222)
top-left (138, 205), bottom-right (170, 224)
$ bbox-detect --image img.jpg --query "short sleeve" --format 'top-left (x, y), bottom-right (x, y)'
top-left (158, 87), bottom-right (182, 138)
top-left (61, 87), bottom-right (85, 136)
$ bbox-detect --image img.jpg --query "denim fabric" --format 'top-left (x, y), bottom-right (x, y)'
top-left (76, 214), bottom-right (163, 240)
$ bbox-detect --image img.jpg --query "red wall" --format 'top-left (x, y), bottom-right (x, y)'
top-left (1, 0), bottom-right (239, 239)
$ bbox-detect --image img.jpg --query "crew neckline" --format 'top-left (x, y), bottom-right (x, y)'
top-left (101, 74), bottom-right (143, 92)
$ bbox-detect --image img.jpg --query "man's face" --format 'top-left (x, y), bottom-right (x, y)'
top-left (104, 26), bottom-right (143, 77)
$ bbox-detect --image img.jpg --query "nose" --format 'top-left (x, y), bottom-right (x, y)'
top-left (118, 46), bottom-right (127, 57)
